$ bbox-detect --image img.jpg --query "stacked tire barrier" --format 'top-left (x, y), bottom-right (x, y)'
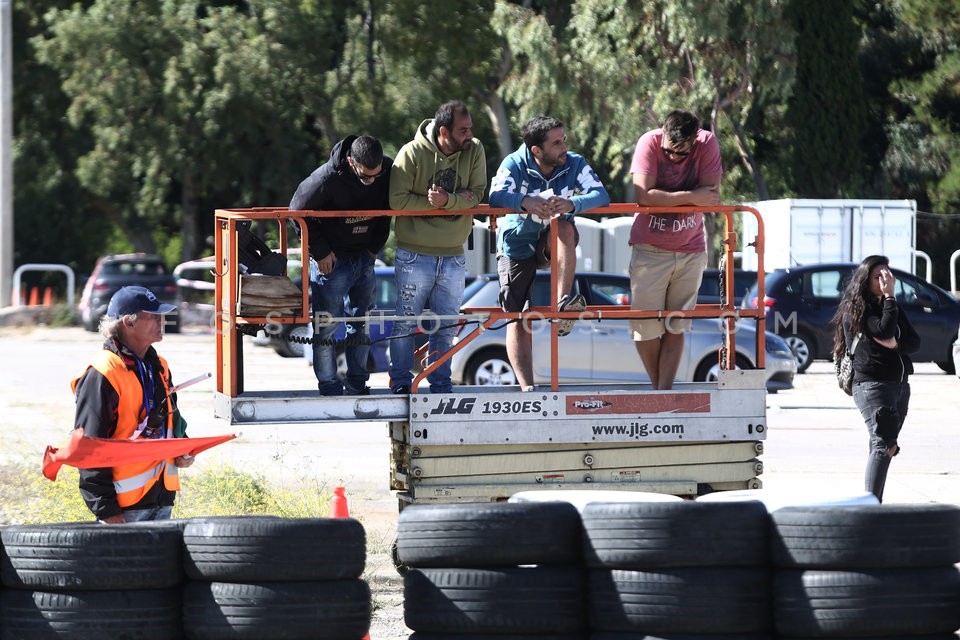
top-left (0, 521), bottom-right (186, 639)
top-left (397, 501), bottom-right (588, 639)
top-left (583, 501), bottom-right (774, 639)
top-left (770, 504), bottom-right (960, 639)
top-left (0, 516), bottom-right (370, 640)
top-left (181, 516), bottom-right (370, 640)
top-left (397, 500), bottom-right (960, 640)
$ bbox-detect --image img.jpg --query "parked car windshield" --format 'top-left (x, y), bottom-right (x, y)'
top-left (101, 260), bottom-right (169, 276)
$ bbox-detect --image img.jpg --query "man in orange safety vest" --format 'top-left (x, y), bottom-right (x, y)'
top-left (72, 286), bottom-right (193, 522)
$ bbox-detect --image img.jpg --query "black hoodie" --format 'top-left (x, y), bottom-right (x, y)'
top-left (289, 136), bottom-right (392, 261)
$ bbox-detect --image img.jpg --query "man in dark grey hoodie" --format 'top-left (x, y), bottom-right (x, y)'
top-left (289, 135), bottom-right (392, 396)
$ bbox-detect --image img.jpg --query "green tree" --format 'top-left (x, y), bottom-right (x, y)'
top-left (890, 0), bottom-right (960, 211)
top-left (11, 0), bottom-right (109, 282)
top-left (786, 0), bottom-right (868, 197)
top-left (32, 0), bottom-right (356, 262)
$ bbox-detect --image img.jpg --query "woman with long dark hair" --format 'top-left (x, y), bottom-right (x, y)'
top-left (832, 255), bottom-right (920, 501)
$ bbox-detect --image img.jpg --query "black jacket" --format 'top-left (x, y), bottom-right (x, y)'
top-left (289, 136), bottom-right (392, 261)
top-left (845, 297), bottom-right (921, 384)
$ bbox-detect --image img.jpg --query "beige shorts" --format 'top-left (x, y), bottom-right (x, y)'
top-left (629, 244), bottom-right (707, 340)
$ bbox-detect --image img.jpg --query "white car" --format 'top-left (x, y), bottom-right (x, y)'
top-left (449, 272), bottom-right (796, 392)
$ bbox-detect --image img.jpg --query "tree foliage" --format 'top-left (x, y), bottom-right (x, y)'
top-left (10, 0), bottom-right (960, 287)
top-left (786, 0), bottom-right (868, 197)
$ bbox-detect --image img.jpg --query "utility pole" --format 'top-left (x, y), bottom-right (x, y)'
top-left (0, 0), bottom-right (13, 308)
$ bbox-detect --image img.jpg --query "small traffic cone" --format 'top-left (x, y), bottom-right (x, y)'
top-left (329, 487), bottom-right (371, 639)
top-left (28, 287), bottom-right (39, 306)
top-left (42, 287), bottom-right (54, 306)
top-left (330, 486), bottom-right (350, 518)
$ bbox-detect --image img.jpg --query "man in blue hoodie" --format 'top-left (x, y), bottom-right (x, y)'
top-left (289, 135), bottom-right (392, 396)
top-left (489, 116), bottom-right (610, 391)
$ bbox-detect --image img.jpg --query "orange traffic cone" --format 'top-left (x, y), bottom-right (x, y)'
top-left (330, 486), bottom-right (350, 518)
top-left (329, 487), bottom-right (371, 640)
top-left (28, 287), bottom-right (39, 306)
top-left (42, 287), bottom-right (54, 306)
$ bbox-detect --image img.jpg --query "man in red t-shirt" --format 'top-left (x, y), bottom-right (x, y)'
top-left (629, 110), bottom-right (723, 389)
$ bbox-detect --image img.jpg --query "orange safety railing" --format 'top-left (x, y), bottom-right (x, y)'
top-left (213, 205), bottom-right (765, 396)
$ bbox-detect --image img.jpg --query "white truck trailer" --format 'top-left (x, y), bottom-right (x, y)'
top-left (740, 198), bottom-right (917, 274)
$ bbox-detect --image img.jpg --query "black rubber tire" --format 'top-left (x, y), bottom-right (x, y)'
top-left (591, 635), bottom-right (775, 640)
top-left (0, 588), bottom-right (181, 640)
top-left (693, 352), bottom-right (754, 383)
top-left (407, 632), bottom-right (591, 640)
top-left (404, 567), bottom-right (585, 634)
top-left (183, 516), bottom-right (365, 581)
top-left (582, 500), bottom-right (769, 569)
top-left (397, 501), bottom-right (582, 568)
top-left (782, 636), bottom-right (959, 640)
top-left (770, 504), bottom-right (960, 568)
top-left (272, 323), bottom-right (308, 358)
top-left (774, 568), bottom-right (960, 637)
top-left (587, 568), bottom-right (773, 634)
top-left (183, 579), bottom-right (370, 640)
top-left (785, 329), bottom-right (815, 373)
top-left (464, 348), bottom-right (517, 386)
top-left (0, 521), bottom-right (183, 590)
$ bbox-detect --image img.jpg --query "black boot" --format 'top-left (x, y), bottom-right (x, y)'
top-left (865, 451), bottom-right (892, 502)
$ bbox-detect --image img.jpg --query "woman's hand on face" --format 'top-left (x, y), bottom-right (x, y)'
top-left (879, 268), bottom-right (896, 297)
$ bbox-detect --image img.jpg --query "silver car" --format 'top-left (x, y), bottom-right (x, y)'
top-left (449, 272), bottom-right (796, 392)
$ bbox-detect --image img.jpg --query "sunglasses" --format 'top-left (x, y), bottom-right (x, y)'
top-left (661, 144), bottom-right (693, 158)
top-left (350, 158), bottom-right (384, 183)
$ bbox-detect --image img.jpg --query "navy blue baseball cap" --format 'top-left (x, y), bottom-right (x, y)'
top-left (107, 286), bottom-right (177, 318)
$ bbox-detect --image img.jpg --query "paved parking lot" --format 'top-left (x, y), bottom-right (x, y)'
top-left (3, 325), bottom-right (957, 510)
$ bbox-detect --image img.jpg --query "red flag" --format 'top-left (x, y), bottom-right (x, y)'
top-left (42, 428), bottom-right (237, 481)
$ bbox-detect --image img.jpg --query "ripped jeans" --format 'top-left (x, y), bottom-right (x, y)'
top-left (853, 379), bottom-right (910, 502)
top-left (388, 249), bottom-right (465, 393)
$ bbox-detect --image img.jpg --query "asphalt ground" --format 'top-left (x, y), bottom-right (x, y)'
top-left (2, 325), bottom-right (958, 638)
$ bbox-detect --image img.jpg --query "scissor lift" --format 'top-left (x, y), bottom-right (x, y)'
top-left (212, 205), bottom-right (768, 505)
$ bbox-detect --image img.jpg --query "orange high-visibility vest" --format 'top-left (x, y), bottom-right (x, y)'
top-left (72, 349), bottom-right (180, 507)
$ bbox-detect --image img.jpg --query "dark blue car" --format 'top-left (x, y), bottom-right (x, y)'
top-left (741, 262), bottom-right (960, 374)
top-left (271, 266), bottom-right (396, 372)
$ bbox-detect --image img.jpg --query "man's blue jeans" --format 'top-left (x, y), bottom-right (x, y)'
top-left (388, 248), bottom-right (465, 393)
top-left (310, 254), bottom-right (376, 395)
top-left (103, 505), bottom-right (173, 522)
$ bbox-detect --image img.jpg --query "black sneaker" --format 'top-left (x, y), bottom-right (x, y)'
top-left (392, 385), bottom-right (411, 395)
top-left (318, 385), bottom-right (344, 397)
top-left (557, 294), bottom-right (586, 337)
top-left (345, 386), bottom-right (371, 396)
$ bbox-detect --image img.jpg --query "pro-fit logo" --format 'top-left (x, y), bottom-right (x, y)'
top-left (573, 398), bottom-right (612, 411)
top-left (429, 397), bottom-right (477, 415)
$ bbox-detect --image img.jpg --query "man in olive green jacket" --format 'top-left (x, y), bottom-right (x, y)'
top-left (388, 99), bottom-right (486, 393)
